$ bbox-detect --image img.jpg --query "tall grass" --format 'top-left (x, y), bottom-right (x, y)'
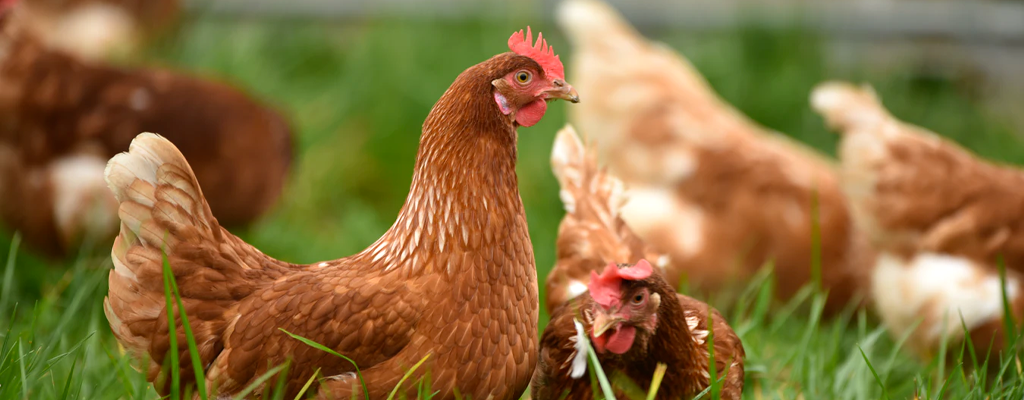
top-left (1, 10), bottom-right (1024, 400)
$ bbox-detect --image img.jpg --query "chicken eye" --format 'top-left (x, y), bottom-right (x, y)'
top-left (515, 71), bottom-right (532, 84)
top-left (631, 293), bottom-right (645, 305)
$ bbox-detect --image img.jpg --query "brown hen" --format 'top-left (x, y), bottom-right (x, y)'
top-left (0, 7), bottom-right (292, 257)
top-left (545, 124), bottom-right (665, 314)
top-left (812, 81), bottom-right (1024, 360)
top-left (533, 261), bottom-right (745, 399)
top-left (557, 0), bottom-right (875, 314)
top-left (104, 28), bottom-right (579, 399)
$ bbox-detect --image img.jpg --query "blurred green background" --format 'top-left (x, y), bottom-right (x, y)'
top-left (1, 6), bottom-right (1022, 399)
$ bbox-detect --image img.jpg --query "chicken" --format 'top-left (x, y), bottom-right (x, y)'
top-left (812, 81), bottom-right (1024, 359)
top-left (538, 126), bottom-right (742, 398)
top-left (103, 28), bottom-right (579, 399)
top-left (0, 6), bottom-right (293, 257)
top-left (557, 0), bottom-right (875, 314)
top-left (545, 124), bottom-right (665, 314)
top-left (532, 260), bottom-right (745, 399)
top-left (18, 0), bottom-right (179, 60)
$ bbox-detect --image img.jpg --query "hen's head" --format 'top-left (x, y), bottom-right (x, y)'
top-left (490, 27), bottom-right (579, 127)
top-left (586, 260), bottom-right (664, 355)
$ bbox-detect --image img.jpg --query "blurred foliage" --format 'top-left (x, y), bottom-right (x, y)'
top-left (1, 10), bottom-right (1022, 399)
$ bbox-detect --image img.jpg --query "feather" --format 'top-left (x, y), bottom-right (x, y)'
top-left (569, 318), bottom-right (588, 379)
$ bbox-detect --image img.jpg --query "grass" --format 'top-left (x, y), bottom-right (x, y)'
top-left (2, 8), bottom-right (1024, 400)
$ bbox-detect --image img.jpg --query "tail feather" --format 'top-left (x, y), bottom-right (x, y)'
top-left (810, 81), bottom-right (890, 133)
top-left (103, 132), bottom-right (275, 392)
top-left (550, 124), bottom-right (626, 221)
top-left (547, 125), bottom-right (666, 312)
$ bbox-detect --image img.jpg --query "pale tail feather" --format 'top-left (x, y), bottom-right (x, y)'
top-left (811, 81), bottom-right (890, 133)
top-left (551, 124), bottom-right (627, 221)
top-left (102, 132), bottom-right (242, 389)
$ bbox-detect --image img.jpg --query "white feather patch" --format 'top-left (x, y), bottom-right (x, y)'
top-left (657, 255), bottom-right (671, 269)
top-left (621, 187), bottom-right (705, 257)
top-left (43, 3), bottom-right (135, 60)
top-left (567, 279), bottom-right (589, 299)
top-left (872, 252), bottom-right (1020, 351)
top-left (51, 154), bottom-right (118, 243)
top-left (569, 318), bottom-right (588, 379)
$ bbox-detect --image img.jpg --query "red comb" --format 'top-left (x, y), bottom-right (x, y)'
top-left (508, 27), bottom-right (564, 80)
top-left (588, 260), bottom-right (654, 308)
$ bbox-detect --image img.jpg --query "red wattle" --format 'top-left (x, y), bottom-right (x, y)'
top-left (605, 326), bottom-right (636, 354)
top-left (515, 99), bottom-right (547, 127)
top-left (591, 331), bottom-right (608, 353)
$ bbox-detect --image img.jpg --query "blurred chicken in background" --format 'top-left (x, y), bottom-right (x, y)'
top-left (17, 0), bottom-right (179, 60)
top-left (0, 0), bottom-right (294, 257)
top-left (557, 0), bottom-right (876, 314)
top-left (813, 81), bottom-right (1024, 361)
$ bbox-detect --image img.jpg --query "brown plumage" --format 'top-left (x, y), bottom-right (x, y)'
top-left (811, 81), bottom-right (1024, 360)
top-left (0, 13), bottom-right (292, 257)
top-left (532, 261), bottom-right (745, 399)
top-left (538, 126), bottom-right (742, 398)
top-left (18, 0), bottom-right (179, 59)
top-left (104, 33), bottom-right (579, 398)
top-left (546, 124), bottom-right (665, 314)
top-left (557, 0), bottom-right (875, 314)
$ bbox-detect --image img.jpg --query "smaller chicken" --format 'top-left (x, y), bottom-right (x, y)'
top-left (18, 0), bottom-right (179, 60)
top-left (0, 3), bottom-right (293, 257)
top-left (546, 124), bottom-right (666, 313)
top-left (533, 260), bottom-right (745, 399)
top-left (811, 81), bottom-right (1024, 360)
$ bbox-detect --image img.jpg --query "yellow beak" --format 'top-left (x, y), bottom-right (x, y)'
top-left (545, 79), bottom-right (580, 103)
top-left (592, 313), bottom-right (625, 337)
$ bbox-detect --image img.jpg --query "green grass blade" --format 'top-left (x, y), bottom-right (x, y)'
top-left (230, 363), bottom-right (290, 400)
top-left (859, 345), bottom-right (889, 400)
top-left (161, 252), bottom-right (181, 400)
top-left (0, 234), bottom-right (20, 317)
top-left (935, 366), bottom-right (955, 399)
top-left (385, 353), bottom-right (431, 400)
top-left (18, 338), bottom-right (28, 400)
top-left (58, 354), bottom-right (78, 400)
top-left (609, 373), bottom-right (643, 400)
top-left (645, 363), bottom-right (667, 400)
top-left (293, 368), bottom-right (321, 400)
top-left (40, 332), bottom-right (94, 378)
top-left (163, 251), bottom-right (209, 400)
top-left (102, 341), bottom-right (137, 399)
top-left (998, 256), bottom-right (1018, 350)
top-left (583, 338), bottom-right (616, 400)
top-left (270, 360), bottom-right (291, 400)
top-left (280, 328), bottom-right (369, 400)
